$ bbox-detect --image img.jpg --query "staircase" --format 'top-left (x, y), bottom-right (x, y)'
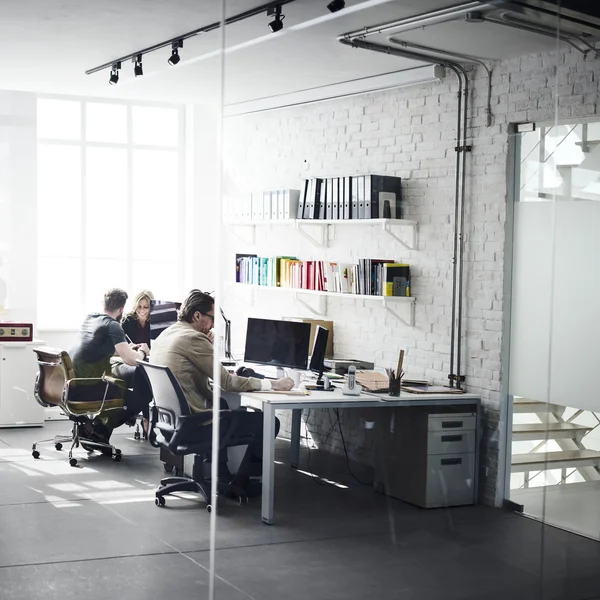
top-left (511, 398), bottom-right (600, 489)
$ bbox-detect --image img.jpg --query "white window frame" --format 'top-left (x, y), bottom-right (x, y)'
top-left (37, 94), bottom-right (186, 330)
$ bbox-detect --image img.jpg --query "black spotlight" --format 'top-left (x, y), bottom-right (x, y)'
top-left (267, 4), bottom-right (284, 33)
top-left (327, 0), bottom-right (345, 12)
top-left (134, 55), bottom-right (143, 77)
top-left (168, 40), bottom-right (183, 66)
top-left (108, 62), bottom-right (121, 86)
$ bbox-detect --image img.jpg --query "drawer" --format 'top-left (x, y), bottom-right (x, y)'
top-left (428, 413), bottom-right (476, 432)
top-left (425, 453), bottom-right (475, 507)
top-left (427, 430), bottom-right (476, 455)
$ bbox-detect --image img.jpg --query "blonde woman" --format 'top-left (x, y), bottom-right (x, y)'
top-left (115, 289), bottom-right (154, 438)
top-left (121, 290), bottom-right (154, 347)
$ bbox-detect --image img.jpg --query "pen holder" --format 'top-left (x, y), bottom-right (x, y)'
top-left (388, 377), bottom-right (401, 397)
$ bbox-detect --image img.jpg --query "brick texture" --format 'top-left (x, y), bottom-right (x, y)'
top-left (220, 45), bottom-right (600, 506)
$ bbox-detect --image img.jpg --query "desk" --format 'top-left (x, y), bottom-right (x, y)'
top-left (230, 388), bottom-right (481, 525)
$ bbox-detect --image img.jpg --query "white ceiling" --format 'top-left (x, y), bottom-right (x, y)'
top-left (0, 0), bottom-right (559, 105)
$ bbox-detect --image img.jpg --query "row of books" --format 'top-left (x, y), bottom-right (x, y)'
top-left (228, 189), bottom-right (300, 222)
top-left (297, 175), bottom-right (402, 220)
top-left (236, 254), bottom-right (411, 297)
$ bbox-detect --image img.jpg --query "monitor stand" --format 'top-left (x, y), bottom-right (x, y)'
top-left (276, 367), bottom-right (286, 378)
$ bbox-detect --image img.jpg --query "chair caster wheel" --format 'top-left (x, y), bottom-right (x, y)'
top-left (134, 431), bottom-right (141, 441)
top-left (238, 495), bottom-right (248, 506)
top-left (69, 458), bottom-right (78, 467)
top-left (55, 443), bottom-right (63, 451)
top-left (115, 448), bottom-right (122, 455)
top-left (32, 450), bottom-right (40, 459)
top-left (155, 496), bottom-right (166, 507)
top-left (163, 463), bottom-right (174, 473)
top-left (112, 453), bottom-right (122, 462)
top-left (206, 504), bottom-right (213, 513)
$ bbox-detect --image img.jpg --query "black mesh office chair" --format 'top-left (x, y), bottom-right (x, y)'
top-left (137, 361), bottom-right (255, 512)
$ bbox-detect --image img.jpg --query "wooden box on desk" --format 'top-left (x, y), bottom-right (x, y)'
top-left (373, 405), bottom-right (477, 508)
top-left (283, 318), bottom-right (333, 358)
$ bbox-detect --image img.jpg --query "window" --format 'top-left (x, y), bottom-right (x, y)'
top-left (37, 98), bottom-right (185, 329)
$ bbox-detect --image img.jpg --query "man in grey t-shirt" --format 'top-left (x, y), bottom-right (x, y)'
top-left (70, 288), bottom-right (152, 438)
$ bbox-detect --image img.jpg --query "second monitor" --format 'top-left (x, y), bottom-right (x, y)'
top-left (244, 318), bottom-right (312, 372)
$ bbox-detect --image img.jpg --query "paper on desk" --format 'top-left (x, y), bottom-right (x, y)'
top-left (259, 390), bottom-right (312, 396)
top-left (355, 371), bottom-right (389, 392)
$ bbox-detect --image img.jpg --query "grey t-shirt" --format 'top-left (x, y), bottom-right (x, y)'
top-left (70, 313), bottom-right (127, 379)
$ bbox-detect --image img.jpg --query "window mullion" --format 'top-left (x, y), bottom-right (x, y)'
top-left (127, 104), bottom-right (133, 293)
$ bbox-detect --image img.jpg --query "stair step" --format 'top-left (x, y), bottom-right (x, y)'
top-left (512, 423), bottom-right (592, 442)
top-left (511, 450), bottom-right (600, 472)
top-left (512, 398), bottom-right (561, 414)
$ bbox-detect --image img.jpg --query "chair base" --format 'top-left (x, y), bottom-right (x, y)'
top-left (31, 422), bottom-right (122, 467)
top-left (155, 475), bottom-right (249, 512)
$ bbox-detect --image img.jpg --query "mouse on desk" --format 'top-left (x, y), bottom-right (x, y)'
top-left (236, 366), bottom-right (265, 380)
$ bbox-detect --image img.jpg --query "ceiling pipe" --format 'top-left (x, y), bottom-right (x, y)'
top-left (497, 12), bottom-right (600, 55)
top-left (387, 37), bottom-right (493, 127)
top-left (340, 1), bottom-right (502, 40)
top-left (483, 14), bottom-right (588, 55)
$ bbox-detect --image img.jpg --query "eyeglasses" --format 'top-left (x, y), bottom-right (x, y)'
top-left (202, 313), bottom-right (215, 324)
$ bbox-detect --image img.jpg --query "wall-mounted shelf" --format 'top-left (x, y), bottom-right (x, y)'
top-left (226, 282), bottom-right (415, 325)
top-left (228, 218), bottom-right (418, 249)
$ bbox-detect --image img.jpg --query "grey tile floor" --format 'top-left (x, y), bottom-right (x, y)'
top-left (0, 422), bottom-right (599, 600)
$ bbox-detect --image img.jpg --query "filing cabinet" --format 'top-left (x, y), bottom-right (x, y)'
top-left (374, 405), bottom-right (478, 508)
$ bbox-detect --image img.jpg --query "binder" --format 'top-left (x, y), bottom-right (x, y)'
top-left (332, 178), bottom-right (339, 220)
top-left (263, 191), bottom-right (272, 222)
top-left (303, 179), bottom-right (314, 220)
top-left (276, 190), bottom-right (284, 220)
top-left (357, 176), bottom-right (366, 219)
top-left (343, 177), bottom-right (351, 219)
top-left (297, 180), bottom-right (308, 219)
top-left (318, 179), bottom-right (326, 219)
top-left (313, 178), bottom-right (323, 219)
top-left (364, 176), bottom-right (372, 220)
top-left (350, 176), bottom-right (359, 219)
top-left (283, 189), bottom-right (300, 220)
top-left (325, 179), bottom-right (332, 220)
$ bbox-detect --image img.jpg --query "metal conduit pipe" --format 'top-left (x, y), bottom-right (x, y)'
top-left (338, 36), bottom-right (470, 387)
top-left (387, 37), bottom-right (493, 127)
top-left (340, 1), bottom-right (501, 40)
top-left (498, 12), bottom-right (600, 55)
top-left (484, 15), bottom-right (589, 54)
top-left (455, 62), bottom-right (470, 391)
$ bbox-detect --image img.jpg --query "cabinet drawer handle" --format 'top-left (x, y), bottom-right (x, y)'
top-left (441, 434), bottom-right (463, 442)
top-left (441, 458), bottom-right (463, 466)
top-left (442, 421), bottom-right (463, 429)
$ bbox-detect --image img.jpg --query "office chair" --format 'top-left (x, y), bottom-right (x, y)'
top-left (137, 361), bottom-right (254, 512)
top-left (32, 348), bottom-right (128, 466)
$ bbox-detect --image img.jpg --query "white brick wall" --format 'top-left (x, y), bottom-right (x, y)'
top-left (219, 46), bottom-right (600, 505)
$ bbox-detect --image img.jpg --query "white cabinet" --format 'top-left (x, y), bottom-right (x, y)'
top-left (0, 342), bottom-right (45, 427)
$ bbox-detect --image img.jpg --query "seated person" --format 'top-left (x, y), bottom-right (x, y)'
top-left (117, 289), bottom-right (155, 435)
top-left (69, 288), bottom-right (153, 441)
top-left (121, 289), bottom-right (154, 348)
top-left (150, 289), bottom-right (294, 488)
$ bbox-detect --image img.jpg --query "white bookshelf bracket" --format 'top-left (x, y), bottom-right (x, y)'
top-left (293, 291), bottom-right (328, 316)
top-left (382, 296), bottom-right (415, 326)
top-left (229, 223), bottom-right (256, 245)
top-left (294, 221), bottom-right (328, 248)
top-left (382, 220), bottom-right (417, 250)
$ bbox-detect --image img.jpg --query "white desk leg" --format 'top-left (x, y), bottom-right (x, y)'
top-left (262, 403), bottom-right (276, 525)
top-left (290, 409), bottom-right (302, 468)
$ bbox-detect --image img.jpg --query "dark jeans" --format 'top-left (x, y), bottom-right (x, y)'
top-left (111, 363), bottom-right (152, 420)
top-left (219, 409), bottom-right (280, 479)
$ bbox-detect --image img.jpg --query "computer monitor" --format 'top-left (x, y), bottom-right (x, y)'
top-left (244, 318), bottom-right (311, 371)
top-left (309, 326), bottom-right (329, 383)
top-left (149, 300), bottom-right (181, 341)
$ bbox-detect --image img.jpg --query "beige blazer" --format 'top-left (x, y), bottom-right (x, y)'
top-left (150, 321), bottom-right (261, 413)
